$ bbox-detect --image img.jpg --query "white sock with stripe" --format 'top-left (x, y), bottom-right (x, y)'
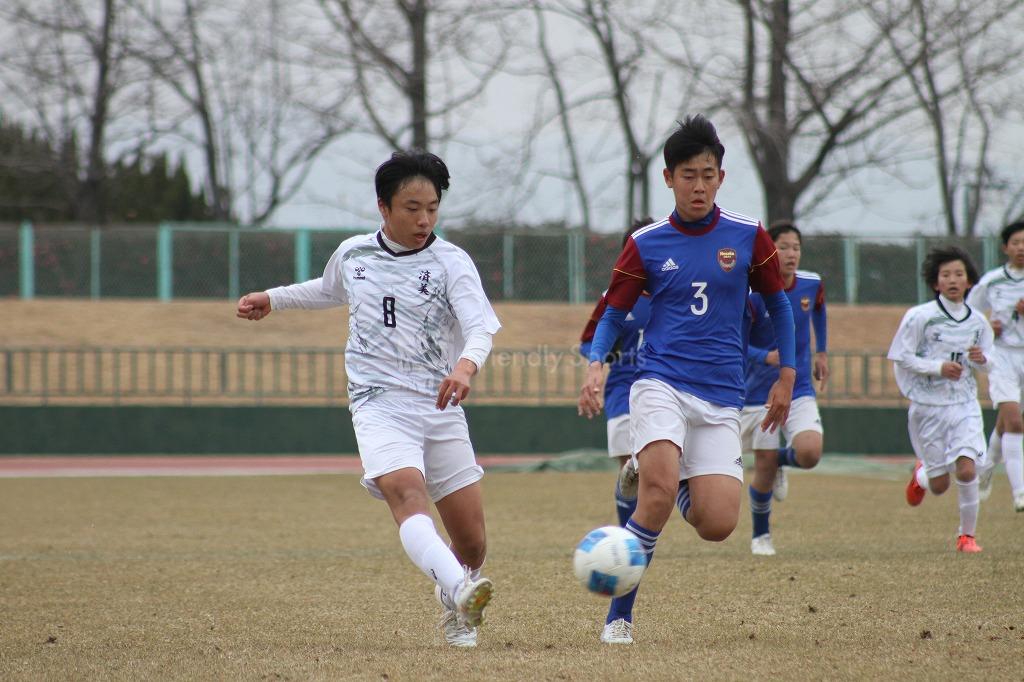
top-left (1001, 432), bottom-right (1024, 495)
top-left (398, 513), bottom-right (465, 596)
top-left (957, 477), bottom-right (979, 537)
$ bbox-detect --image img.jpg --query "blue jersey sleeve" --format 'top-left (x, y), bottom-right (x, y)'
top-left (588, 305), bottom-right (629, 363)
top-left (763, 290), bottom-right (796, 369)
top-left (579, 340), bottom-right (592, 359)
top-left (812, 300), bottom-right (827, 352)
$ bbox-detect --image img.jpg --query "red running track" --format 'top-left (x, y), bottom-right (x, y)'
top-left (0, 455), bottom-right (553, 478)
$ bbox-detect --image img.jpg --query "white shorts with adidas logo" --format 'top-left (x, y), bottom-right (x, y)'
top-left (628, 378), bottom-right (743, 482)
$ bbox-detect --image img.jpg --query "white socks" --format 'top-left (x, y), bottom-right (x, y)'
top-left (915, 464), bottom-right (930, 490)
top-left (1002, 432), bottom-right (1024, 495)
top-left (398, 513), bottom-right (465, 596)
top-left (957, 477), bottom-right (979, 537)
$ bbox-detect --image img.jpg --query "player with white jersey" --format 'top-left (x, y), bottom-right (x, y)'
top-left (965, 220), bottom-right (1024, 511)
top-left (741, 222), bottom-right (829, 557)
top-left (579, 115), bottom-right (796, 645)
top-left (236, 152), bottom-right (500, 647)
top-left (889, 246), bottom-right (993, 553)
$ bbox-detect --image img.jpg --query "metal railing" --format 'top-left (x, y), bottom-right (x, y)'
top-left (0, 346), bottom-right (908, 407)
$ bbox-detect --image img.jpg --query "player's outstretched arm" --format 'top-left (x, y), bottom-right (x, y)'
top-left (237, 292), bottom-right (271, 321)
top-left (437, 358), bottom-right (477, 410)
top-left (761, 367), bottom-right (795, 433)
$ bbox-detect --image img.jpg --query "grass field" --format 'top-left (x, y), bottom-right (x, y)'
top-left (2, 467), bottom-right (1023, 680)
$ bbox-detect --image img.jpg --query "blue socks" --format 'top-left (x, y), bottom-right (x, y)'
top-left (676, 480), bottom-right (692, 521)
top-left (615, 479), bottom-right (638, 527)
top-left (777, 447), bottom-right (801, 468)
top-left (749, 485), bottom-right (772, 537)
top-left (606, 518), bottom-right (659, 624)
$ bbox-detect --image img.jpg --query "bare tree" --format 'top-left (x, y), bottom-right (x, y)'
top-left (314, 0), bottom-right (512, 151)
top-left (875, 0), bottom-right (1024, 235)
top-left (0, 0), bottom-right (141, 223)
top-left (528, 0), bottom-right (591, 228)
top-left (533, 0), bottom-right (702, 226)
top-left (125, 0), bottom-right (353, 224)
top-left (652, 1), bottom-right (930, 226)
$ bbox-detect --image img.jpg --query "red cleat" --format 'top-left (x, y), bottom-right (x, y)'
top-left (956, 534), bottom-right (982, 553)
top-left (906, 461), bottom-right (926, 506)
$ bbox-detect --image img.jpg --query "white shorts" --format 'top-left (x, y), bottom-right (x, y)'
top-left (907, 401), bottom-right (985, 478)
top-left (628, 378), bottom-right (743, 482)
top-left (351, 395), bottom-right (484, 503)
top-left (988, 346), bottom-right (1024, 405)
top-left (739, 396), bottom-right (823, 452)
top-left (607, 414), bottom-right (631, 458)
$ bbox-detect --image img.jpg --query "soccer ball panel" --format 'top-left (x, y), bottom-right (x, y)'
top-left (572, 525), bottom-right (647, 597)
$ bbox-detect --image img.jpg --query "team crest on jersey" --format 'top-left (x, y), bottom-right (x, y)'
top-left (801, 296), bottom-right (810, 311)
top-left (717, 248), bottom-right (737, 272)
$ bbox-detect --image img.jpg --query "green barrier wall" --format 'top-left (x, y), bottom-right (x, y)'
top-left (0, 405), bottom-right (996, 456)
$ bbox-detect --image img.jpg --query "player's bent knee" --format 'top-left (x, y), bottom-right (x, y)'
top-left (797, 448), bottom-right (822, 469)
top-left (694, 517), bottom-right (737, 542)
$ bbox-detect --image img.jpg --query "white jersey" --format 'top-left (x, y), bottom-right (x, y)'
top-left (887, 298), bottom-right (993, 406)
top-left (967, 266), bottom-right (1024, 349)
top-left (269, 231), bottom-right (500, 406)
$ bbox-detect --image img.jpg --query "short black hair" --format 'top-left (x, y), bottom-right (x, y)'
top-left (1000, 220), bottom-right (1024, 245)
top-left (663, 114), bottom-right (725, 173)
top-left (768, 220), bottom-right (801, 243)
top-left (623, 216), bottom-right (654, 247)
top-left (374, 151), bottom-right (450, 207)
top-left (921, 245), bottom-right (978, 290)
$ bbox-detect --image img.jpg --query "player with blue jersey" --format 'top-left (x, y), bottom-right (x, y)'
top-left (741, 222), bottom-right (828, 556)
top-left (578, 115), bottom-right (796, 645)
top-left (579, 219), bottom-right (654, 527)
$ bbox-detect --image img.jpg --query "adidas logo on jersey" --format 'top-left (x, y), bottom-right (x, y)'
top-left (661, 258), bottom-right (679, 271)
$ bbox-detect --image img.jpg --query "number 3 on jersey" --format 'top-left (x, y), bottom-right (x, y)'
top-left (383, 296), bottom-right (397, 327)
top-left (690, 281), bottom-right (708, 315)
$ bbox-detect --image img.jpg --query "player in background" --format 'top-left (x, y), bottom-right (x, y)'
top-left (236, 151), bottom-right (500, 647)
top-left (578, 115), bottom-right (796, 645)
top-left (966, 220), bottom-right (1024, 510)
top-left (889, 246), bottom-right (992, 553)
top-left (578, 218), bottom-right (653, 528)
top-left (741, 222), bottom-right (828, 556)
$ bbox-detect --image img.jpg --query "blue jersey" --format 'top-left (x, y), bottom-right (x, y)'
top-left (604, 207), bottom-right (785, 409)
top-left (580, 294), bottom-right (651, 419)
top-left (745, 271), bottom-right (827, 405)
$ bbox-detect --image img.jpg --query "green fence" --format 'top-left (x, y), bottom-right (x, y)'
top-left (0, 346), bottom-right (905, 407)
top-left (0, 221), bottom-right (1006, 304)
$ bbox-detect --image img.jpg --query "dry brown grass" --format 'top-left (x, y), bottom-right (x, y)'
top-left (2, 470), bottom-right (1022, 680)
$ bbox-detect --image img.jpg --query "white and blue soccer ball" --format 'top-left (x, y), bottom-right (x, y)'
top-left (572, 525), bottom-right (647, 597)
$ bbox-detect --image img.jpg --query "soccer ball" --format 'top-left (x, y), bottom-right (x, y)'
top-left (572, 525), bottom-right (647, 597)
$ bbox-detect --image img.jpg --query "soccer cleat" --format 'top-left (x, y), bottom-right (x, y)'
top-left (750, 533), bottom-right (776, 556)
top-left (453, 567), bottom-right (493, 629)
top-left (978, 464), bottom-right (995, 502)
top-left (438, 606), bottom-right (478, 647)
top-left (956, 534), bottom-right (982, 553)
top-left (772, 466), bottom-right (789, 501)
top-left (1015, 492), bottom-right (1024, 513)
top-left (905, 461), bottom-right (926, 506)
top-left (617, 458), bottom-right (639, 500)
top-left (600, 618), bottom-right (633, 645)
